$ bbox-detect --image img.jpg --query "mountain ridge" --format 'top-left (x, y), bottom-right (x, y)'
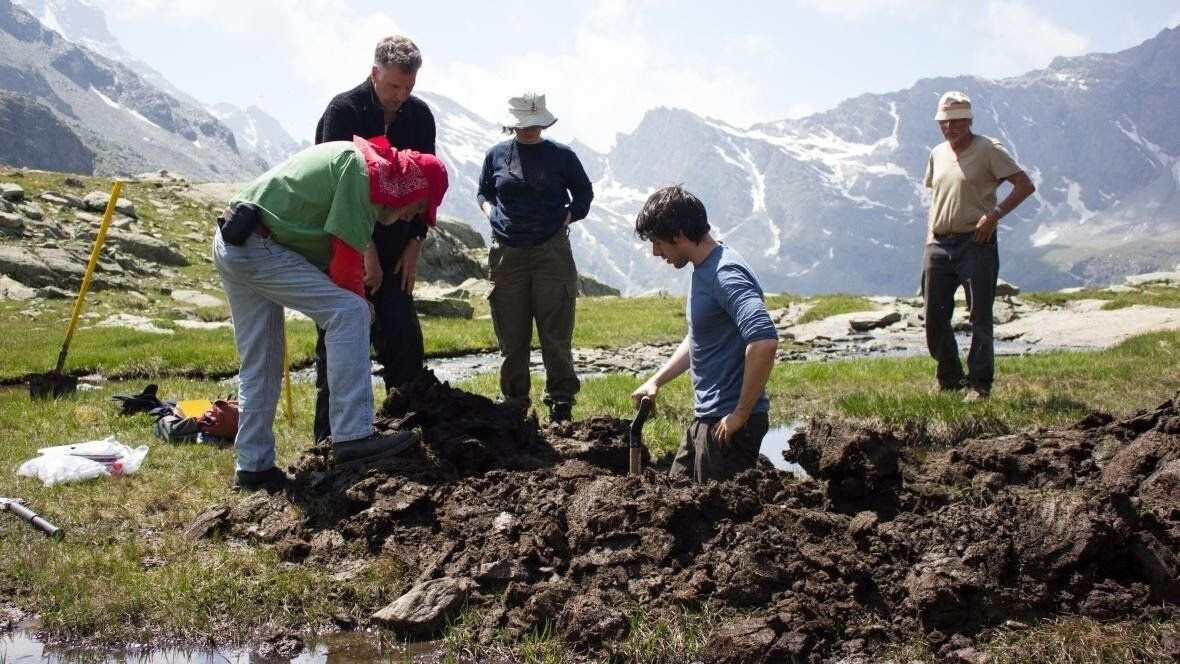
top-left (1, 1), bottom-right (1176, 296)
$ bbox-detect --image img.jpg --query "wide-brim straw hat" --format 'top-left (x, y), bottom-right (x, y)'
top-left (503, 92), bottom-right (557, 129)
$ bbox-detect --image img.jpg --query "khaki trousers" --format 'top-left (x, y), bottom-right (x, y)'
top-left (488, 230), bottom-right (580, 407)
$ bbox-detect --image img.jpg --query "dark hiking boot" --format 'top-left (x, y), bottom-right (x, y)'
top-left (963, 386), bottom-right (990, 403)
top-left (498, 396), bottom-right (531, 419)
top-left (232, 466), bottom-right (290, 492)
top-left (333, 430), bottom-right (419, 464)
top-left (549, 402), bottom-right (573, 424)
top-left (931, 378), bottom-right (968, 395)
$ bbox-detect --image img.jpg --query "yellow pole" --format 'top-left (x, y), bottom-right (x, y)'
top-left (282, 315), bottom-right (294, 424)
top-left (55, 180), bottom-right (122, 374)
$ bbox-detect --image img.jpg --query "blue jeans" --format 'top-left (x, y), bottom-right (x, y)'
top-left (213, 229), bottom-right (375, 472)
top-left (922, 234), bottom-right (999, 390)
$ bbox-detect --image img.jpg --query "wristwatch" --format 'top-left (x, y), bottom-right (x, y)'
top-left (992, 206), bottom-right (1005, 219)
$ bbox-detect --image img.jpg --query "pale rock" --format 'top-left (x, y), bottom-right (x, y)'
top-left (83, 191), bottom-right (137, 218)
top-left (0, 182), bottom-right (23, 201)
top-left (171, 289), bottom-right (225, 308)
top-left (371, 577), bottom-right (476, 634)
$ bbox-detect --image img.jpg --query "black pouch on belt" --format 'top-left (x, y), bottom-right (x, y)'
top-left (217, 202), bottom-right (262, 245)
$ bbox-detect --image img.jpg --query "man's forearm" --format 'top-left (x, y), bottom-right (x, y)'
top-left (651, 335), bottom-right (692, 388)
top-left (998, 171), bottom-right (1036, 215)
top-left (731, 338), bottom-right (778, 420)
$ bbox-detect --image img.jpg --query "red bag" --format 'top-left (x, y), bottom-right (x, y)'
top-left (197, 399), bottom-right (239, 440)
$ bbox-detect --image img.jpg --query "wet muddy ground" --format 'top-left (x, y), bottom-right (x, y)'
top-left (191, 372), bottom-right (1179, 662)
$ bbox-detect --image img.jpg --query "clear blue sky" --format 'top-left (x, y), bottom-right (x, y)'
top-left (94, 0), bottom-right (1180, 152)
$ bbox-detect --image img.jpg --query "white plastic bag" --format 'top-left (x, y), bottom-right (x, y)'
top-left (18, 454), bottom-right (109, 486)
top-left (17, 435), bottom-right (150, 486)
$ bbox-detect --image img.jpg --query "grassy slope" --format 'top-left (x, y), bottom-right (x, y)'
top-left (2, 170), bottom-right (1178, 660)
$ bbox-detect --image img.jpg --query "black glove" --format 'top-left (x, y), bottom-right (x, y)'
top-left (110, 383), bottom-right (166, 415)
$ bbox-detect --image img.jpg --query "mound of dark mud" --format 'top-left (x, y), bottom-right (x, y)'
top-left (191, 374), bottom-right (1179, 662)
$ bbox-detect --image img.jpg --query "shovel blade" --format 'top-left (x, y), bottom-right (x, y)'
top-left (27, 372), bottom-right (77, 400)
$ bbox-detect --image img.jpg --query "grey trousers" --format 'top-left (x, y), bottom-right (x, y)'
top-left (670, 412), bottom-right (770, 484)
top-left (488, 230), bottom-right (580, 406)
top-left (922, 235), bottom-right (999, 390)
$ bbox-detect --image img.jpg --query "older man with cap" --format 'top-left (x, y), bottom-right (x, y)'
top-left (477, 92), bottom-right (594, 424)
top-left (923, 91), bottom-right (1035, 402)
top-left (213, 137), bottom-right (448, 491)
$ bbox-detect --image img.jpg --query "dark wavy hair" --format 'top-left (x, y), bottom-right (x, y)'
top-left (634, 185), bottom-right (710, 243)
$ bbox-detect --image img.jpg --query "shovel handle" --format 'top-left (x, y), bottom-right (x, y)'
top-left (1, 499), bottom-right (63, 540)
top-left (628, 397), bottom-right (653, 476)
top-left (56, 180), bottom-right (123, 374)
top-left (630, 397), bottom-right (653, 440)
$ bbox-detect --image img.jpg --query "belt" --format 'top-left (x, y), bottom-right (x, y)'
top-left (932, 231), bottom-right (974, 240)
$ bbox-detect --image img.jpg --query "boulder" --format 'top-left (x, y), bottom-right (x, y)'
top-left (0, 182), bottom-right (23, 201)
top-left (415, 295), bottom-right (474, 319)
top-left (82, 191), bottom-right (137, 218)
top-left (371, 577), bottom-right (475, 635)
top-left (849, 310), bottom-right (901, 331)
top-left (435, 218), bottom-right (485, 249)
top-left (0, 211), bottom-right (22, 229)
top-left (0, 274), bottom-right (36, 300)
top-left (418, 226), bottom-right (485, 285)
top-left (40, 191), bottom-right (83, 209)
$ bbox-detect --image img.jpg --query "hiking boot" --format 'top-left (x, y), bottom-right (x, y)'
top-left (498, 396), bottom-right (531, 415)
top-left (963, 386), bottom-right (990, 403)
top-left (333, 430), bottom-right (419, 464)
top-left (931, 378), bottom-right (967, 395)
top-left (549, 402), bottom-right (573, 424)
top-left (232, 466), bottom-right (290, 492)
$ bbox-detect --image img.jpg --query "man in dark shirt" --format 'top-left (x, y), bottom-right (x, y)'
top-left (312, 35), bottom-right (438, 442)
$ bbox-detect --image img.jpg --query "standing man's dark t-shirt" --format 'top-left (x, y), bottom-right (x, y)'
top-left (312, 78), bottom-right (438, 442)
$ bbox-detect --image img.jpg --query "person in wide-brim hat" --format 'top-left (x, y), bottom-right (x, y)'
top-left (478, 91), bottom-right (593, 425)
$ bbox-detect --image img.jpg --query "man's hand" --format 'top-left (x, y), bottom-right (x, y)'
top-left (394, 238), bottom-right (423, 294)
top-left (363, 245), bottom-right (382, 293)
top-left (973, 210), bottom-right (999, 244)
top-left (631, 379), bottom-right (659, 409)
top-left (713, 411), bottom-right (749, 446)
top-left (563, 212), bottom-right (572, 228)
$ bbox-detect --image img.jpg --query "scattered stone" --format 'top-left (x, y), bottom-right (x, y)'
top-left (415, 295), bottom-right (474, 319)
top-left (40, 191), bottom-right (83, 208)
top-left (94, 313), bottom-right (174, 334)
top-left (849, 310), bottom-right (902, 331)
top-left (0, 211), bottom-right (22, 229)
top-left (18, 201), bottom-right (42, 220)
top-left (174, 320), bottom-right (232, 330)
top-left (171, 289), bottom-right (225, 309)
top-left (83, 191), bottom-right (137, 218)
top-left (0, 275), bottom-right (36, 300)
top-left (995, 278), bottom-right (1020, 296)
top-left (371, 577), bottom-right (476, 635)
top-left (0, 183), bottom-right (23, 201)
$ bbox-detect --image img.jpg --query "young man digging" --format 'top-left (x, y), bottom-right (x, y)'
top-left (630, 186), bottom-right (778, 483)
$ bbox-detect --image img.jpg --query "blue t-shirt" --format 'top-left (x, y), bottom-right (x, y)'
top-left (477, 138), bottom-right (593, 247)
top-left (689, 244), bottom-right (778, 418)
